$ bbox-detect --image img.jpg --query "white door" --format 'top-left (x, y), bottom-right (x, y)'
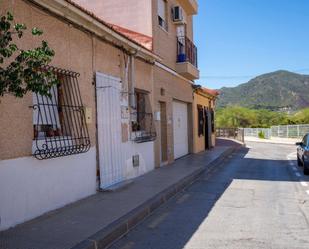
top-left (96, 72), bottom-right (125, 189)
top-left (173, 101), bottom-right (189, 159)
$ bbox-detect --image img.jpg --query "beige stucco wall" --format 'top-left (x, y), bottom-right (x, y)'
top-left (0, 0), bottom-right (154, 160)
top-left (72, 0), bottom-right (153, 37)
top-left (153, 66), bottom-right (193, 167)
top-left (152, 0), bottom-right (195, 71)
top-left (71, 0), bottom-right (196, 74)
top-left (192, 92), bottom-right (216, 154)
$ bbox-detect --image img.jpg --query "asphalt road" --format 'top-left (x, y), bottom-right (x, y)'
top-left (110, 142), bottom-right (309, 249)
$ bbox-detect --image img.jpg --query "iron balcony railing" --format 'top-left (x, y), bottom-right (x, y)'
top-left (177, 36), bottom-right (198, 68)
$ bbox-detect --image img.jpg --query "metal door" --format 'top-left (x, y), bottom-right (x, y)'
top-left (96, 72), bottom-right (125, 189)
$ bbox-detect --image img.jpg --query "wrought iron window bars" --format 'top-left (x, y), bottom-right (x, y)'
top-left (131, 91), bottom-right (156, 143)
top-left (131, 111), bottom-right (156, 143)
top-left (32, 66), bottom-right (90, 160)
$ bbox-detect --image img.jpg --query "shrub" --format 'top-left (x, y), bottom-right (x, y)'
top-left (258, 131), bottom-right (266, 139)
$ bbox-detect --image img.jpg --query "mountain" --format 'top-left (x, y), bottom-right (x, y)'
top-left (217, 70), bottom-right (309, 111)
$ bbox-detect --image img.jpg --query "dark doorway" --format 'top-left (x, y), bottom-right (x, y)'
top-left (204, 108), bottom-right (211, 150)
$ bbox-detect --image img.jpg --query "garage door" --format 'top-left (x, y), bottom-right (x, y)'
top-left (173, 101), bottom-right (189, 159)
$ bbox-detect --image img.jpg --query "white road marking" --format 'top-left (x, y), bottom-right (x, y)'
top-left (300, 182), bottom-right (308, 187)
top-left (287, 152), bottom-right (297, 160)
top-left (295, 172), bottom-right (301, 177)
top-left (306, 190), bottom-right (309, 195)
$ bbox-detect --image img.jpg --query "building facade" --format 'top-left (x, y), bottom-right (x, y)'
top-left (192, 87), bottom-right (219, 153)
top-left (73, 0), bottom-right (200, 166)
top-left (0, 0), bottom-right (158, 231)
top-left (0, 0), bottom-right (218, 231)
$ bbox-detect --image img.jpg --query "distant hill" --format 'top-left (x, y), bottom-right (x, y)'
top-left (217, 70), bottom-right (309, 111)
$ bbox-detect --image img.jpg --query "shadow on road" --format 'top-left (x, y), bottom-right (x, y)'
top-left (111, 140), bottom-right (302, 249)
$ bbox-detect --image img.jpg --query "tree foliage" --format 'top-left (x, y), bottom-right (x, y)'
top-left (0, 12), bottom-right (57, 98)
top-left (216, 106), bottom-right (309, 128)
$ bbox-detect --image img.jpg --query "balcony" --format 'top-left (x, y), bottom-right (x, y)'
top-left (176, 36), bottom-right (200, 80)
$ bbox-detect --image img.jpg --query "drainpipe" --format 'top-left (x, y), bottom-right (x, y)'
top-left (129, 53), bottom-right (136, 109)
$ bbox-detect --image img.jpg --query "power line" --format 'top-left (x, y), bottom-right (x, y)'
top-left (199, 68), bottom-right (309, 80)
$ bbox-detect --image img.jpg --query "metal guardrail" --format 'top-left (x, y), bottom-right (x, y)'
top-left (216, 128), bottom-right (244, 143)
top-left (244, 128), bottom-right (271, 139)
top-left (244, 124), bottom-right (309, 139)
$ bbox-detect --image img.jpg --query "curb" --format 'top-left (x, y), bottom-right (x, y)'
top-left (71, 147), bottom-right (238, 249)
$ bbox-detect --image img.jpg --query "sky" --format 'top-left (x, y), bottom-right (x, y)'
top-left (194, 0), bottom-right (309, 89)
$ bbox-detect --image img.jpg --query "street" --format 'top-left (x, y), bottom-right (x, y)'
top-left (110, 142), bottom-right (309, 249)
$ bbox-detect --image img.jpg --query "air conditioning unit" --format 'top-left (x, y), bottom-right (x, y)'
top-left (172, 6), bottom-right (184, 23)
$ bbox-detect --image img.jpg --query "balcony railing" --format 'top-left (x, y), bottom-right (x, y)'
top-left (177, 36), bottom-right (198, 68)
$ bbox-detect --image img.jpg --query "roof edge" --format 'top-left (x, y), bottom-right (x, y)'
top-left (27, 0), bottom-right (160, 61)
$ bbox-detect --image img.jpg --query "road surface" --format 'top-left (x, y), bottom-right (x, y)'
top-left (110, 142), bottom-right (309, 249)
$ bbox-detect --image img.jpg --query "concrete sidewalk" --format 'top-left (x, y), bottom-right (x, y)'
top-left (0, 139), bottom-right (242, 249)
top-left (245, 136), bottom-right (300, 145)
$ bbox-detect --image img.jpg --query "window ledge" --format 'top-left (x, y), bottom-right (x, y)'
top-left (131, 131), bottom-right (156, 143)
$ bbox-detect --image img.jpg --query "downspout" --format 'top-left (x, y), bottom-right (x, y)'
top-left (129, 53), bottom-right (136, 109)
top-left (127, 52), bottom-right (137, 142)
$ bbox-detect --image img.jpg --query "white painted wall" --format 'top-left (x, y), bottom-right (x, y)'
top-left (125, 141), bottom-right (155, 180)
top-left (96, 72), bottom-right (155, 189)
top-left (0, 147), bottom-right (96, 231)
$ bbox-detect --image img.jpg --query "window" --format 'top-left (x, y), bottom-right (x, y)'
top-left (131, 90), bottom-right (156, 143)
top-left (158, 0), bottom-right (168, 30)
top-left (132, 91), bottom-right (146, 132)
top-left (32, 66), bottom-right (90, 159)
top-left (197, 105), bottom-right (204, 137)
top-left (303, 135), bottom-right (308, 146)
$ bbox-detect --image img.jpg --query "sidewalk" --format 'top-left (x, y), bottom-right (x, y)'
top-left (0, 139), bottom-right (242, 249)
top-left (245, 136), bottom-right (300, 145)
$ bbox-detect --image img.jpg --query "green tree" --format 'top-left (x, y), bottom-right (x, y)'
top-left (293, 108), bottom-right (309, 124)
top-left (216, 106), bottom-right (256, 128)
top-left (0, 12), bottom-right (57, 98)
top-left (215, 105), bottom-right (297, 128)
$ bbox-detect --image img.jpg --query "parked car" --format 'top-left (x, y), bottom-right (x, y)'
top-left (296, 133), bottom-right (309, 175)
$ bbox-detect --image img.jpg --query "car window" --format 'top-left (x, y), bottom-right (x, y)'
top-left (302, 135), bottom-right (307, 145)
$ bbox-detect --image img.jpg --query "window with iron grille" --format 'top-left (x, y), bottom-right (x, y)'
top-left (32, 66), bottom-right (90, 160)
top-left (131, 90), bottom-right (156, 143)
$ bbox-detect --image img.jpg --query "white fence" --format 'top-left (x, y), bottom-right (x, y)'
top-left (244, 128), bottom-right (272, 139)
top-left (244, 124), bottom-right (309, 139)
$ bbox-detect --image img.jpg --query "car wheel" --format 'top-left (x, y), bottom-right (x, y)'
top-left (297, 156), bottom-right (302, 167)
top-left (304, 160), bottom-right (309, 175)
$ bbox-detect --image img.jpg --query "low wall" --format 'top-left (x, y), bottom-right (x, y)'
top-left (0, 148), bottom-right (96, 231)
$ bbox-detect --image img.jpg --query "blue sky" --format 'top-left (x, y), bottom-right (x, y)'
top-left (194, 0), bottom-right (309, 89)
